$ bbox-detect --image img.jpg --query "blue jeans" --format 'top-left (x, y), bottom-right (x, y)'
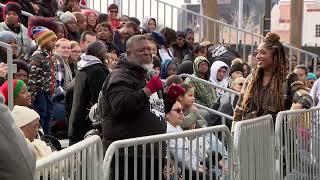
top-left (33, 92), bottom-right (53, 134)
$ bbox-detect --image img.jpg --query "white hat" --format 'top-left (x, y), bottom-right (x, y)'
top-left (11, 105), bottom-right (40, 128)
top-left (60, 11), bottom-right (77, 24)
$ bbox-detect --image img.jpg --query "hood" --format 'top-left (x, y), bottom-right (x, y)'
top-left (77, 54), bottom-right (102, 70)
top-left (0, 22), bottom-right (9, 31)
top-left (160, 59), bottom-right (177, 79)
top-left (193, 56), bottom-right (211, 80)
top-left (142, 17), bottom-right (156, 32)
top-left (210, 60), bottom-right (230, 87)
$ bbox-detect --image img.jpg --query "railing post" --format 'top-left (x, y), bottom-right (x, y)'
top-left (0, 42), bottom-right (13, 110)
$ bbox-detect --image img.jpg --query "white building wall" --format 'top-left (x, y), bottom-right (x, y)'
top-left (271, 3), bottom-right (281, 31)
top-left (302, 7), bottom-right (320, 46)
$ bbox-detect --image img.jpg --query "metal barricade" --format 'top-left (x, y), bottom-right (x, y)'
top-left (179, 73), bottom-right (240, 96)
top-left (195, 102), bottom-right (233, 126)
top-left (103, 125), bottom-right (233, 180)
top-left (0, 42), bottom-right (14, 110)
top-left (274, 108), bottom-right (320, 180)
top-left (34, 135), bottom-right (103, 180)
top-left (233, 115), bottom-right (275, 180)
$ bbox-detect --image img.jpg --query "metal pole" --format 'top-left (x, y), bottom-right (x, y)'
top-left (263, 0), bottom-right (271, 36)
top-left (0, 42), bottom-right (13, 109)
top-left (238, 0), bottom-right (243, 29)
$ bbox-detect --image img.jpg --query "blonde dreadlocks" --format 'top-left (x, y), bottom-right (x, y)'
top-left (241, 32), bottom-right (288, 114)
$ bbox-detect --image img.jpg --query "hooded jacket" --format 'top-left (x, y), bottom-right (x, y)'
top-left (185, 56), bottom-right (218, 108)
top-left (0, 22), bottom-right (31, 58)
top-left (142, 17), bottom-right (156, 34)
top-left (101, 59), bottom-right (166, 150)
top-left (210, 61), bottom-right (230, 97)
top-left (68, 54), bottom-right (109, 145)
top-left (160, 59), bottom-right (178, 79)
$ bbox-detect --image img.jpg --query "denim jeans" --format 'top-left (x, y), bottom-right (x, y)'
top-left (33, 92), bottom-right (53, 134)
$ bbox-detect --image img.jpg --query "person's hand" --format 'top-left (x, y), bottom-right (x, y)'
top-left (190, 123), bottom-right (196, 130)
top-left (0, 63), bottom-right (7, 78)
top-left (198, 164), bottom-right (207, 173)
top-left (31, 3), bottom-right (39, 14)
top-left (146, 76), bottom-right (163, 94)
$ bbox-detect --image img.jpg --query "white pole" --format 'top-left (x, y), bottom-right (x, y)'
top-left (0, 42), bottom-right (13, 110)
top-left (238, 0), bottom-right (243, 29)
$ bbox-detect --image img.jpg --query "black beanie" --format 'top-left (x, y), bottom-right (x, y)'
top-left (13, 59), bottom-right (30, 74)
top-left (176, 31), bottom-right (186, 38)
top-left (230, 63), bottom-right (244, 75)
top-left (3, 2), bottom-right (21, 18)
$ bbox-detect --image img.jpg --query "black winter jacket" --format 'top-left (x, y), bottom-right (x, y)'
top-left (68, 55), bottom-right (109, 145)
top-left (101, 59), bottom-right (167, 150)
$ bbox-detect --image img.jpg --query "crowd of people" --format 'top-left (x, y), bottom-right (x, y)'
top-left (0, 0), bottom-right (319, 179)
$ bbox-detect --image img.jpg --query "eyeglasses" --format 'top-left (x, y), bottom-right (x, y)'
top-left (171, 108), bottom-right (183, 114)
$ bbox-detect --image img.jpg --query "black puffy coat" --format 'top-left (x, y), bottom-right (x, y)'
top-left (101, 59), bottom-right (166, 150)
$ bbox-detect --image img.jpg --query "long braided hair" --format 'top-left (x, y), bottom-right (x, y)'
top-left (241, 32), bottom-right (288, 113)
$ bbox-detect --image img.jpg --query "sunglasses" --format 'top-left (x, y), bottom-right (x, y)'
top-left (171, 108), bottom-right (183, 114)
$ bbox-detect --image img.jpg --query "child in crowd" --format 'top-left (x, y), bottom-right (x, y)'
top-left (28, 26), bottom-right (57, 134)
top-left (177, 83), bottom-right (207, 130)
top-left (160, 59), bottom-right (178, 80)
top-left (305, 73), bottom-right (317, 90)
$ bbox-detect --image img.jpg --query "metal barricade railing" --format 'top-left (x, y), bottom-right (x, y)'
top-left (34, 135), bottom-right (103, 180)
top-left (179, 73), bottom-right (240, 96)
top-left (195, 102), bottom-right (233, 125)
top-left (274, 108), bottom-right (320, 180)
top-left (87, 0), bottom-right (319, 71)
top-left (233, 115), bottom-right (275, 180)
top-left (103, 125), bottom-right (233, 180)
top-left (0, 42), bottom-right (14, 110)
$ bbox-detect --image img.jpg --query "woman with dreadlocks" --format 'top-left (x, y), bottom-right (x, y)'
top-left (232, 32), bottom-right (288, 131)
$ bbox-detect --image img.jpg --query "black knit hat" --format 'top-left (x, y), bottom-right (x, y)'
top-left (176, 31), bottom-right (186, 38)
top-left (3, 2), bottom-right (21, 19)
top-left (13, 59), bottom-right (30, 74)
top-left (230, 63), bottom-right (244, 75)
top-left (129, 17), bottom-right (141, 26)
